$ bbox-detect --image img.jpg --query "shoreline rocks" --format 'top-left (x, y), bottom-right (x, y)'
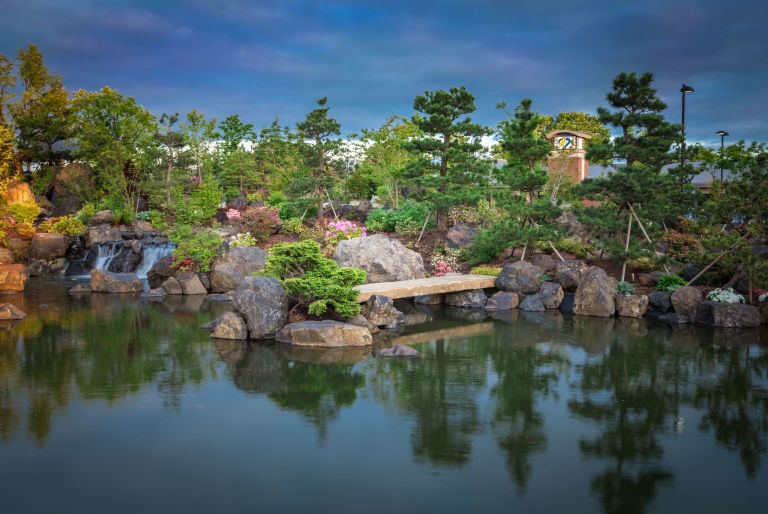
top-left (496, 261), bottom-right (542, 294)
top-left (276, 320), bottom-right (372, 347)
top-left (90, 270), bottom-right (142, 293)
top-left (231, 276), bottom-right (289, 339)
top-left (333, 234), bottom-right (425, 283)
top-left (573, 267), bottom-right (616, 317)
top-left (0, 264), bottom-right (28, 294)
top-left (210, 246), bottom-right (267, 293)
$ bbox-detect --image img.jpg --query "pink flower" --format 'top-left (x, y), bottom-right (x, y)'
top-left (226, 208), bottom-right (242, 221)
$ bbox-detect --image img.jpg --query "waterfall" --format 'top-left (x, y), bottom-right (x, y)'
top-left (92, 242), bottom-right (123, 272)
top-left (135, 242), bottom-right (175, 279)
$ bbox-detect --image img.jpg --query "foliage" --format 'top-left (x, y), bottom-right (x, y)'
top-left (448, 200), bottom-right (505, 229)
top-left (616, 281), bottom-right (635, 297)
top-left (171, 228), bottom-right (222, 272)
top-left (661, 231), bottom-right (703, 261)
top-left (470, 265), bottom-right (502, 277)
top-left (38, 215), bottom-right (86, 236)
top-left (366, 201), bottom-right (431, 233)
top-left (539, 111), bottom-right (611, 147)
top-left (228, 232), bottom-right (258, 248)
top-left (556, 237), bottom-right (592, 258)
top-left (8, 201), bottom-right (40, 223)
top-left (173, 179), bottom-right (222, 226)
top-left (281, 217), bottom-right (305, 236)
top-left (655, 274), bottom-right (687, 292)
top-left (239, 206), bottom-right (281, 242)
top-left (0, 124), bottom-right (18, 195)
top-left (262, 240), bottom-right (366, 318)
top-left (267, 190), bottom-right (288, 206)
top-left (324, 219), bottom-right (366, 246)
top-left (75, 203), bottom-right (96, 224)
top-left (706, 287), bottom-right (745, 304)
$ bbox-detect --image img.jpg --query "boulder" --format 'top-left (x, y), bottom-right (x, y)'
top-left (175, 271), bottom-right (208, 295)
top-left (530, 254), bottom-right (556, 274)
top-left (210, 246), bottom-right (267, 293)
top-left (0, 264), bottom-right (28, 294)
top-left (649, 291), bottom-right (673, 313)
top-left (49, 257), bottom-right (67, 274)
top-left (484, 291), bottom-right (519, 310)
top-left (573, 267), bottom-right (616, 317)
top-left (362, 295), bottom-right (405, 328)
top-left (106, 246), bottom-right (142, 273)
top-left (445, 289), bottom-right (487, 308)
top-left (378, 344), bottom-right (419, 358)
top-left (26, 260), bottom-right (44, 277)
top-left (30, 233), bottom-right (69, 261)
top-left (90, 270), bottom-right (142, 293)
top-left (130, 240), bottom-right (142, 254)
top-left (617, 294), bottom-right (650, 318)
top-left (132, 220), bottom-right (154, 233)
top-left (445, 223), bottom-right (477, 249)
top-left (496, 261), bottom-right (542, 294)
top-left (0, 303), bottom-right (26, 320)
top-left (414, 294), bottom-right (444, 305)
top-left (86, 224), bottom-right (122, 245)
top-left (520, 294), bottom-right (545, 312)
top-left (275, 320), bottom-right (372, 347)
top-left (333, 234), bottom-right (425, 283)
top-left (206, 292), bottom-right (232, 302)
top-left (695, 301), bottom-right (761, 328)
top-left (638, 271), bottom-right (666, 287)
top-left (554, 260), bottom-right (590, 291)
top-left (231, 276), bottom-right (289, 339)
top-left (0, 248), bottom-right (15, 265)
top-left (348, 314), bottom-right (380, 333)
top-left (671, 286), bottom-right (702, 322)
top-left (539, 282), bottom-right (564, 309)
top-left (89, 210), bottom-right (115, 226)
top-left (161, 277), bottom-right (183, 295)
top-left (147, 255), bottom-right (174, 289)
top-left (210, 311), bottom-right (248, 340)
top-left (659, 312), bottom-right (690, 325)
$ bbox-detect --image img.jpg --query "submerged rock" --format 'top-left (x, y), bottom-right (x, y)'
top-left (333, 234), bottom-right (425, 283)
top-left (69, 284), bottom-right (91, 294)
top-left (0, 303), bottom-right (26, 320)
top-left (140, 288), bottom-right (167, 298)
top-left (484, 291), bottom-right (519, 310)
top-left (496, 261), bottom-right (542, 294)
top-left (231, 276), bottom-right (289, 339)
top-left (211, 311), bottom-right (248, 340)
top-left (573, 267), bottom-right (616, 317)
top-left (275, 320), bottom-right (372, 347)
top-left (90, 270), bottom-right (142, 293)
top-left (378, 344), bottom-right (419, 358)
top-left (695, 301), bottom-right (761, 328)
top-left (362, 295), bottom-right (404, 328)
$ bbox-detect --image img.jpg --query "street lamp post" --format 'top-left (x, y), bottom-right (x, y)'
top-left (715, 130), bottom-right (729, 181)
top-left (680, 84), bottom-right (694, 168)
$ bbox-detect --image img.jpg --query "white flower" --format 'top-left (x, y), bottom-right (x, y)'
top-left (706, 287), bottom-right (745, 304)
top-left (759, 293), bottom-right (768, 303)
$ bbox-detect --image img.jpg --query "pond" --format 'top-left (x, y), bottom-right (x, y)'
top-left (1, 279), bottom-right (767, 514)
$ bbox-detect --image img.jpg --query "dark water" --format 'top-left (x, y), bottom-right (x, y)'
top-left (1, 280), bottom-right (767, 514)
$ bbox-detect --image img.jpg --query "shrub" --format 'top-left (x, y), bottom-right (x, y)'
top-left (225, 208), bottom-right (242, 221)
top-left (470, 265), bottom-right (502, 277)
top-left (38, 215), bottom-right (87, 236)
top-left (174, 180), bottom-right (222, 225)
top-left (656, 274), bottom-right (687, 292)
top-left (324, 219), bottom-right (366, 246)
top-left (8, 201), bottom-right (41, 224)
top-left (662, 231), bottom-right (704, 262)
top-left (557, 237), bottom-right (592, 259)
top-left (76, 203), bottom-right (97, 225)
top-left (240, 206), bottom-right (281, 242)
top-left (15, 221), bottom-right (36, 238)
top-left (229, 232), bottom-right (257, 248)
top-left (261, 240), bottom-right (366, 319)
top-left (171, 229), bottom-right (222, 272)
top-left (366, 201), bottom-right (430, 233)
top-left (617, 281), bottom-right (635, 297)
top-left (266, 191), bottom-right (287, 207)
top-left (706, 287), bottom-right (745, 304)
top-left (281, 217), bottom-right (305, 235)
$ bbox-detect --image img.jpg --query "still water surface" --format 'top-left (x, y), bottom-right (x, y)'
top-left (1, 279), bottom-right (767, 514)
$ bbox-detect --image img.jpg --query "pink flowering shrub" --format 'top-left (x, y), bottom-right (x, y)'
top-left (225, 208), bottom-right (242, 221)
top-left (432, 260), bottom-right (456, 277)
top-left (324, 219), bottom-right (366, 246)
top-left (241, 206), bottom-right (281, 242)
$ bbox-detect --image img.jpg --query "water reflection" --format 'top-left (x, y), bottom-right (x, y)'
top-left (1, 280), bottom-right (767, 514)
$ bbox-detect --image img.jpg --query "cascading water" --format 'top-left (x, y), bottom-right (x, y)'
top-left (135, 242), bottom-right (175, 279)
top-left (92, 242), bottom-right (123, 272)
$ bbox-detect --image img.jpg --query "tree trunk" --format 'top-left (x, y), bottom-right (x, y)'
top-left (166, 142), bottom-right (173, 205)
top-left (437, 134), bottom-right (449, 231)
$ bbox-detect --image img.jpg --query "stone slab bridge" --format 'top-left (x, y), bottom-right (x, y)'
top-left (354, 274), bottom-right (496, 303)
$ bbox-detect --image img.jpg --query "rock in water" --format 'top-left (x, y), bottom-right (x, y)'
top-left (175, 271), bottom-right (208, 295)
top-left (210, 311), bottom-right (248, 340)
top-left (210, 246), bottom-right (267, 293)
top-left (539, 282), bottom-right (564, 309)
top-left (617, 294), bottom-right (650, 318)
top-left (378, 344), bottom-right (419, 358)
top-left (90, 270), bottom-right (142, 293)
top-left (484, 291), bottom-right (519, 310)
top-left (0, 264), bottom-right (28, 294)
top-left (161, 277), bottom-right (183, 295)
top-left (0, 303), bottom-right (26, 320)
top-left (695, 301), bottom-right (761, 328)
top-left (445, 289), bottom-right (488, 308)
top-left (496, 261), bottom-right (542, 294)
top-left (362, 295), bottom-right (405, 328)
top-left (414, 294), bottom-right (444, 305)
top-left (333, 234), bottom-right (425, 283)
top-left (231, 277), bottom-right (289, 339)
top-left (275, 320), bottom-right (372, 347)
top-left (30, 233), bottom-right (69, 260)
top-left (648, 291), bottom-right (672, 313)
top-left (140, 288), bottom-right (167, 298)
top-left (554, 260), bottom-right (590, 291)
top-left (69, 284), bottom-right (91, 294)
top-left (520, 294), bottom-right (545, 312)
top-left (147, 255), bottom-right (174, 289)
top-left (671, 286), bottom-right (702, 323)
top-left (573, 267), bottom-right (616, 317)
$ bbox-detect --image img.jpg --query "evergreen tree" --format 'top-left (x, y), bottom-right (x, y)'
top-left (181, 109), bottom-right (218, 180)
top-left (217, 114), bottom-right (258, 199)
top-left (157, 112), bottom-right (184, 205)
top-left (405, 87), bottom-right (489, 231)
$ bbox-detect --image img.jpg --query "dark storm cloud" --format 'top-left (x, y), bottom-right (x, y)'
top-left (1, 0), bottom-right (766, 145)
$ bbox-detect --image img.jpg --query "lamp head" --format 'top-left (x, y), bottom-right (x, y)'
top-left (680, 84), bottom-right (695, 94)
top-left (715, 130), bottom-right (729, 137)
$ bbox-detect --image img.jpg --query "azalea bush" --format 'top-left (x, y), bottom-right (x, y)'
top-left (241, 206), bottom-right (281, 242)
top-left (225, 208), bottom-right (242, 221)
top-left (324, 219), bottom-right (366, 246)
top-left (706, 287), bottom-right (745, 304)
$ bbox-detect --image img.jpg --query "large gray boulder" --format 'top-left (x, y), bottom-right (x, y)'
top-left (333, 234), bottom-right (425, 283)
top-left (520, 294), bottom-right (545, 312)
top-left (445, 289), bottom-right (487, 308)
top-left (30, 233), bottom-right (69, 261)
top-left (617, 294), bottom-right (649, 318)
top-left (445, 223), bottom-right (477, 249)
top-left (484, 291), bottom-right (519, 310)
top-left (210, 246), bottom-right (267, 293)
top-left (362, 295), bottom-right (405, 328)
top-left (671, 286), bottom-right (702, 322)
top-left (554, 260), bottom-right (590, 291)
top-left (695, 301), bottom-right (761, 328)
top-left (275, 320), bottom-right (372, 347)
top-left (573, 267), bottom-right (616, 317)
top-left (90, 270), bottom-right (142, 293)
top-left (89, 210), bottom-right (115, 226)
top-left (530, 254), bottom-right (556, 274)
top-left (649, 291), bottom-right (672, 313)
top-left (539, 282), bottom-right (564, 309)
top-left (175, 271), bottom-right (208, 295)
top-left (86, 224), bottom-right (122, 245)
top-left (210, 311), bottom-right (248, 340)
top-left (231, 276), bottom-right (289, 339)
top-left (496, 261), bottom-right (542, 294)
top-left (161, 277), bottom-right (183, 295)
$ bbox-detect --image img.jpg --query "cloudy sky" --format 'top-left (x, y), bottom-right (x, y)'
top-left (1, 0), bottom-right (766, 145)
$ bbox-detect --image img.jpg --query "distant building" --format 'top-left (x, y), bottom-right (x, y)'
top-left (546, 130), bottom-right (592, 184)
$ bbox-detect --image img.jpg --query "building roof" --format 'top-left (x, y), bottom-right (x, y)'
top-left (546, 130), bottom-right (593, 140)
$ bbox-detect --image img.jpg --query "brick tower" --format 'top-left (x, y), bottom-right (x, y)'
top-left (546, 130), bottom-right (591, 184)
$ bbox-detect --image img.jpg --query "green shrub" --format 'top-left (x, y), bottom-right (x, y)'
top-left (366, 201), bottom-right (430, 233)
top-left (171, 228), bottom-right (222, 272)
top-left (174, 180), bottom-right (222, 226)
top-left (8, 202), bottom-right (41, 224)
top-left (469, 265), bottom-right (502, 277)
top-left (556, 237), bottom-right (592, 259)
top-left (655, 274), bottom-right (687, 292)
top-left (262, 240), bottom-right (366, 319)
top-left (617, 281), bottom-right (635, 297)
top-left (39, 215), bottom-right (87, 236)
top-left (266, 191), bottom-right (287, 207)
top-left (282, 217), bottom-right (305, 235)
top-left (76, 203), bottom-right (97, 225)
